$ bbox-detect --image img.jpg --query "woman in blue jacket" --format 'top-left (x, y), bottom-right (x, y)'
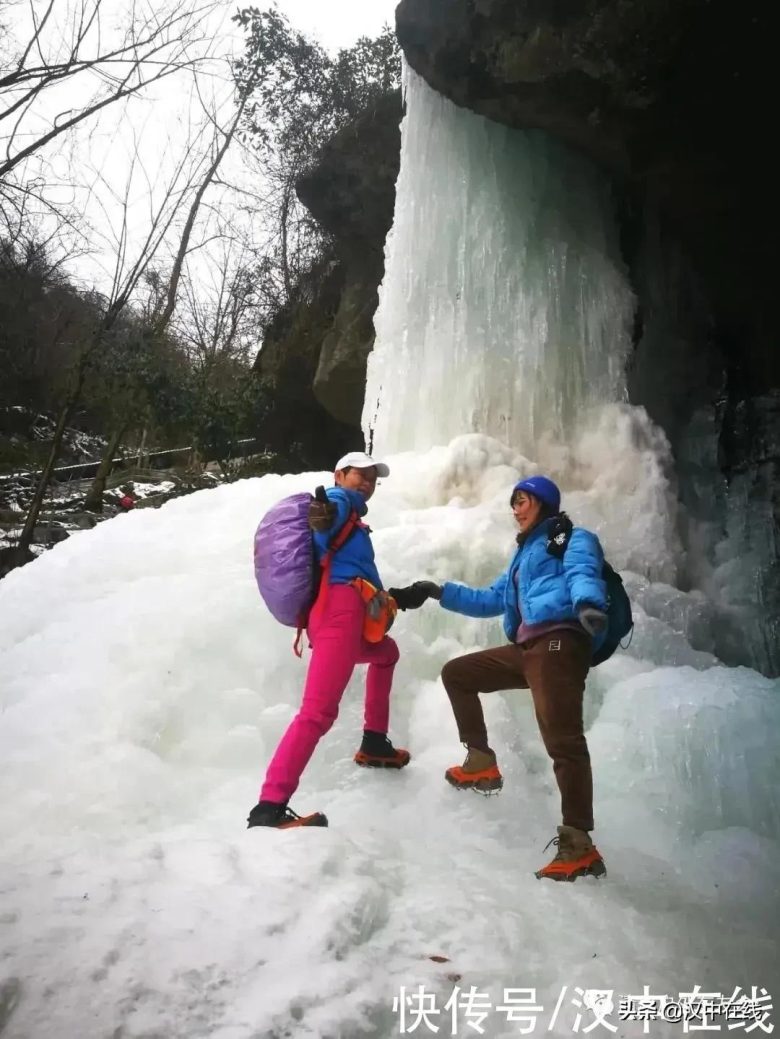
top-left (390, 475), bottom-right (609, 881)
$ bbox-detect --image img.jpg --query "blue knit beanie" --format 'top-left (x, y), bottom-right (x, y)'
top-left (511, 475), bottom-right (561, 513)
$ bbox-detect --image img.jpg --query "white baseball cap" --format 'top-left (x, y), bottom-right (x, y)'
top-left (334, 451), bottom-right (390, 478)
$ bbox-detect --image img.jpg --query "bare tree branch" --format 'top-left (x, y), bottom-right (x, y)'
top-left (151, 74), bottom-right (255, 335)
top-left (0, 0), bottom-right (218, 177)
top-left (15, 0), bottom-right (56, 78)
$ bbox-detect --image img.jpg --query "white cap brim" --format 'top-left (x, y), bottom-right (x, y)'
top-left (334, 452), bottom-right (390, 478)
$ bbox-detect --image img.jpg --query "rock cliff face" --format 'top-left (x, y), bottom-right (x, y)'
top-left (297, 92), bottom-right (402, 427)
top-left (253, 92), bottom-right (401, 466)
top-left (251, 255), bottom-right (358, 471)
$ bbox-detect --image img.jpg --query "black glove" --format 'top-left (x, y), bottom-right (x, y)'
top-left (578, 605), bottom-right (608, 636)
top-left (308, 486), bottom-right (337, 532)
top-left (388, 581), bottom-right (442, 611)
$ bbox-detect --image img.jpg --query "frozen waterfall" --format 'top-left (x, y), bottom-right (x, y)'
top-left (364, 69), bottom-right (634, 457)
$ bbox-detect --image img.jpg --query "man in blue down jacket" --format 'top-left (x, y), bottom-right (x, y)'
top-left (389, 475), bottom-right (610, 882)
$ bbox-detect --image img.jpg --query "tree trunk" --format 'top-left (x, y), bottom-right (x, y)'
top-left (280, 182), bottom-right (292, 301)
top-left (136, 425), bottom-right (148, 469)
top-left (16, 390), bottom-right (80, 558)
top-left (187, 444), bottom-right (202, 474)
top-left (83, 423), bottom-right (127, 512)
top-left (11, 313), bottom-right (106, 569)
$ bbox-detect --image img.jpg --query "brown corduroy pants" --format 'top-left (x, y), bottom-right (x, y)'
top-left (440, 630), bottom-right (594, 831)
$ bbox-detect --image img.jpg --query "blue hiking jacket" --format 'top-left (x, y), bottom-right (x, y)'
top-left (312, 487), bottom-right (383, 589)
top-left (440, 518), bottom-right (607, 647)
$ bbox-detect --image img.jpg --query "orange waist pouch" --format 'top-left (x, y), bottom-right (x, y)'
top-left (350, 578), bottom-right (397, 642)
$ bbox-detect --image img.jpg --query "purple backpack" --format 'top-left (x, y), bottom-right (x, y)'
top-left (254, 490), bottom-right (359, 641)
top-left (254, 493), bottom-right (315, 627)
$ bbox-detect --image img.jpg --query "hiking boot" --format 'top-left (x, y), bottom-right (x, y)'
top-left (535, 825), bottom-right (606, 881)
top-left (445, 747), bottom-right (503, 794)
top-left (354, 730), bottom-right (411, 769)
top-left (247, 800), bottom-right (328, 829)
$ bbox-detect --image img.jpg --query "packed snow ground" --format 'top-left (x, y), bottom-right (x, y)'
top-left (1, 436), bottom-right (778, 1038)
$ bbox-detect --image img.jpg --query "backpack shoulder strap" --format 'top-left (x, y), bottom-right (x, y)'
top-left (293, 508), bottom-right (362, 659)
top-left (325, 508), bottom-right (361, 557)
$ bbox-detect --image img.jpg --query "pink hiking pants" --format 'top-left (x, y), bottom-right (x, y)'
top-left (260, 583), bottom-right (400, 804)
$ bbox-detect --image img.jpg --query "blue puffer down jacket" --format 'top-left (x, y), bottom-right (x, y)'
top-left (313, 487), bottom-right (383, 589)
top-left (440, 517), bottom-right (607, 645)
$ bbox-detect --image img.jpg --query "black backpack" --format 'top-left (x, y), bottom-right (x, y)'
top-left (591, 560), bottom-right (633, 666)
top-left (546, 516), bottom-right (633, 666)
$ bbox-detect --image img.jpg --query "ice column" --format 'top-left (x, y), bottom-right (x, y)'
top-left (363, 68), bottom-right (635, 456)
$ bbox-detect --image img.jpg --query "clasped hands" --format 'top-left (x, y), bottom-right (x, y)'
top-left (387, 581), bottom-right (442, 611)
